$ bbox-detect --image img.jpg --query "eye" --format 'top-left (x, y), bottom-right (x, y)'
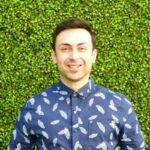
top-left (61, 47), bottom-right (71, 52)
top-left (78, 46), bottom-right (87, 52)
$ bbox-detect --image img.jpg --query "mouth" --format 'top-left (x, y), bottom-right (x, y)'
top-left (67, 64), bottom-right (82, 70)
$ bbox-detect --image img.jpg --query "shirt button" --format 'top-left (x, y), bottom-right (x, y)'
top-left (72, 126), bottom-right (78, 133)
top-left (72, 92), bottom-right (77, 97)
top-left (72, 123), bottom-right (79, 132)
top-left (73, 108), bottom-right (77, 114)
top-left (72, 106), bottom-right (78, 114)
top-left (73, 128), bottom-right (78, 133)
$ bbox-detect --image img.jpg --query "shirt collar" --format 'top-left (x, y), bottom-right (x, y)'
top-left (56, 79), bottom-right (96, 99)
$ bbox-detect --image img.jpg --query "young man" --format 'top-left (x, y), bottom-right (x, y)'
top-left (8, 18), bottom-right (146, 150)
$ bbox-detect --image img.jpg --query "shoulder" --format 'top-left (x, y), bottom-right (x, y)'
top-left (22, 83), bottom-right (58, 109)
top-left (93, 84), bottom-right (132, 109)
top-left (93, 84), bottom-right (137, 125)
top-left (18, 84), bottom-right (58, 120)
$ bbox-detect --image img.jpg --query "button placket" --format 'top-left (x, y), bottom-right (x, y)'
top-left (71, 93), bottom-right (80, 149)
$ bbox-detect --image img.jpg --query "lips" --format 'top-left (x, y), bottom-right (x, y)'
top-left (67, 64), bottom-right (82, 70)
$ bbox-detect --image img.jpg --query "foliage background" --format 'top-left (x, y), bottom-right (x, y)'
top-left (0, 0), bottom-right (149, 149)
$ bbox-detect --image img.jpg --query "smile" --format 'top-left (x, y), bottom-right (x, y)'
top-left (67, 64), bottom-right (82, 69)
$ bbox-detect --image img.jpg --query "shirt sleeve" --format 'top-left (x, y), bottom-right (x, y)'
top-left (119, 105), bottom-right (146, 150)
top-left (7, 104), bottom-right (35, 150)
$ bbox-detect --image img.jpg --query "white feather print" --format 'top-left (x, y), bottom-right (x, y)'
top-left (125, 123), bottom-right (132, 129)
top-left (111, 142), bottom-right (113, 146)
top-left (88, 115), bottom-right (98, 121)
top-left (73, 106), bottom-right (81, 114)
top-left (58, 129), bottom-right (64, 135)
top-left (110, 120), bottom-right (115, 128)
top-left (24, 112), bottom-right (32, 122)
top-left (78, 117), bottom-right (83, 125)
top-left (64, 128), bottom-right (70, 140)
top-left (113, 95), bottom-right (122, 100)
top-left (140, 141), bottom-right (145, 148)
top-left (6, 144), bottom-right (11, 150)
top-left (43, 97), bottom-right (50, 105)
top-left (89, 80), bottom-right (92, 90)
top-left (89, 98), bottom-right (94, 107)
top-left (96, 142), bottom-right (107, 149)
top-left (109, 100), bottom-right (117, 112)
top-left (128, 107), bottom-right (132, 114)
top-left (135, 115), bottom-right (138, 121)
top-left (66, 97), bottom-right (70, 104)
top-left (50, 120), bottom-right (60, 125)
top-left (121, 133), bottom-right (131, 142)
top-left (13, 129), bottom-right (17, 140)
top-left (96, 105), bottom-right (105, 114)
top-left (124, 98), bottom-right (131, 104)
top-left (79, 92), bottom-right (83, 97)
top-left (41, 92), bottom-right (47, 97)
top-left (52, 90), bottom-right (59, 93)
top-left (23, 125), bottom-right (28, 136)
top-left (87, 89), bottom-right (91, 93)
top-left (110, 120), bottom-right (119, 134)
top-left (59, 96), bottom-right (64, 101)
top-left (72, 123), bottom-right (79, 128)
top-left (79, 127), bottom-right (87, 134)
top-left (123, 117), bottom-right (127, 122)
top-left (127, 146), bottom-right (133, 150)
top-left (74, 141), bottom-right (82, 150)
top-left (38, 120), bottom-right (45, 129)
top-left (59, 91), bottom-right (68, 95)
top-left (42, 139), bottom-right (48, 150)
top-left (29, 98), bottom-right (35, 105)
top-left (136, 124), bottom-right (139, 134)
top-left (24, 137), bottom-right (30, 144)
top-left (97, 122), bottom-right (106, 133)
top-left (59, 110), bottom-right (68, 119)
top-left (53, 138), bottom-right (58, 147)
top-left (109, 132), bottom-right (113, 140)
top-left (60, 147), bottom-right (66, 150)
top-left (30, 129), bottom-right (35, 135)
top-left (112, 114), bottom-right (119, 123)
top-left (17, 112), bottom-right (21, 121)
top-left (89, 133), bottom-right (98, 138)
top-left (15, 143), bottom-right (21, 150)
top-left (52, 103), bottom-right (58, 111)
top-left (94, 92), bottom-right (106, 100)
top-left (41, 131), bottom-right (49, 139)
top-left (36, 105), bottom-right (44, 115)
top-left (58, 128), bottom-right (70, 140)
top-left (115, 126), bottom-right (119, 135)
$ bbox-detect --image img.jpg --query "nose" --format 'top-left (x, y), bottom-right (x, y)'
top-left (70, 49), bottom-right (80, 59)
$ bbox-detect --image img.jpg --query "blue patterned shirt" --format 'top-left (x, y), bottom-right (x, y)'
top-left (8, 80), bottom-right (146, 150)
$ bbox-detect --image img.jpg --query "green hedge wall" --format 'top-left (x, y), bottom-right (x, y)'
top-left (0, 0), bottom-right (149, 149)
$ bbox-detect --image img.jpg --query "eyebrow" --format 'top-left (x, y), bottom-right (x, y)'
top-left (59, 42), bottom-right (88, 47)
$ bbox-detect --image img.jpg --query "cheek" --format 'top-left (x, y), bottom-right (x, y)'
top-left (83, 54), bottom-right (94, 63)
top-left (56, 56), bottom-right (68, 66)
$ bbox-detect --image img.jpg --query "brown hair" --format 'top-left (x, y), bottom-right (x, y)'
top-left (51, 18), bottom-right (96, 50)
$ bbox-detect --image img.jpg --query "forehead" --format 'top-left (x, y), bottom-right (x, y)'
top-left (55, 29), bottom-right (92, 46)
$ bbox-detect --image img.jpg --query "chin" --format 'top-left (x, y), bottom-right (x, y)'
top-left (67, 75), bottom-right (89, 82)
top-left (67, 77), bottom-right (81, 82)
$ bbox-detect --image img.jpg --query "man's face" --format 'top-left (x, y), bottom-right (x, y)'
top-left (52, 28), bottom-right (97, 86)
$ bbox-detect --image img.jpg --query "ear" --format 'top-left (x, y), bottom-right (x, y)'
top-left (92, 49), bottom-right (97, 63)
top-left (51, 51), bottom-right (57, 64)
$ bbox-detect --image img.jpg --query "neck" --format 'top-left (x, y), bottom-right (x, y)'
top-left (60, 77), bottom-right (90, 91)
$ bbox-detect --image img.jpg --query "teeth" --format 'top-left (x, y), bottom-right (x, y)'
top-left (69, 65), bottom-right (78, 67)
top-left (68, 64), bottom-right (81, 69)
